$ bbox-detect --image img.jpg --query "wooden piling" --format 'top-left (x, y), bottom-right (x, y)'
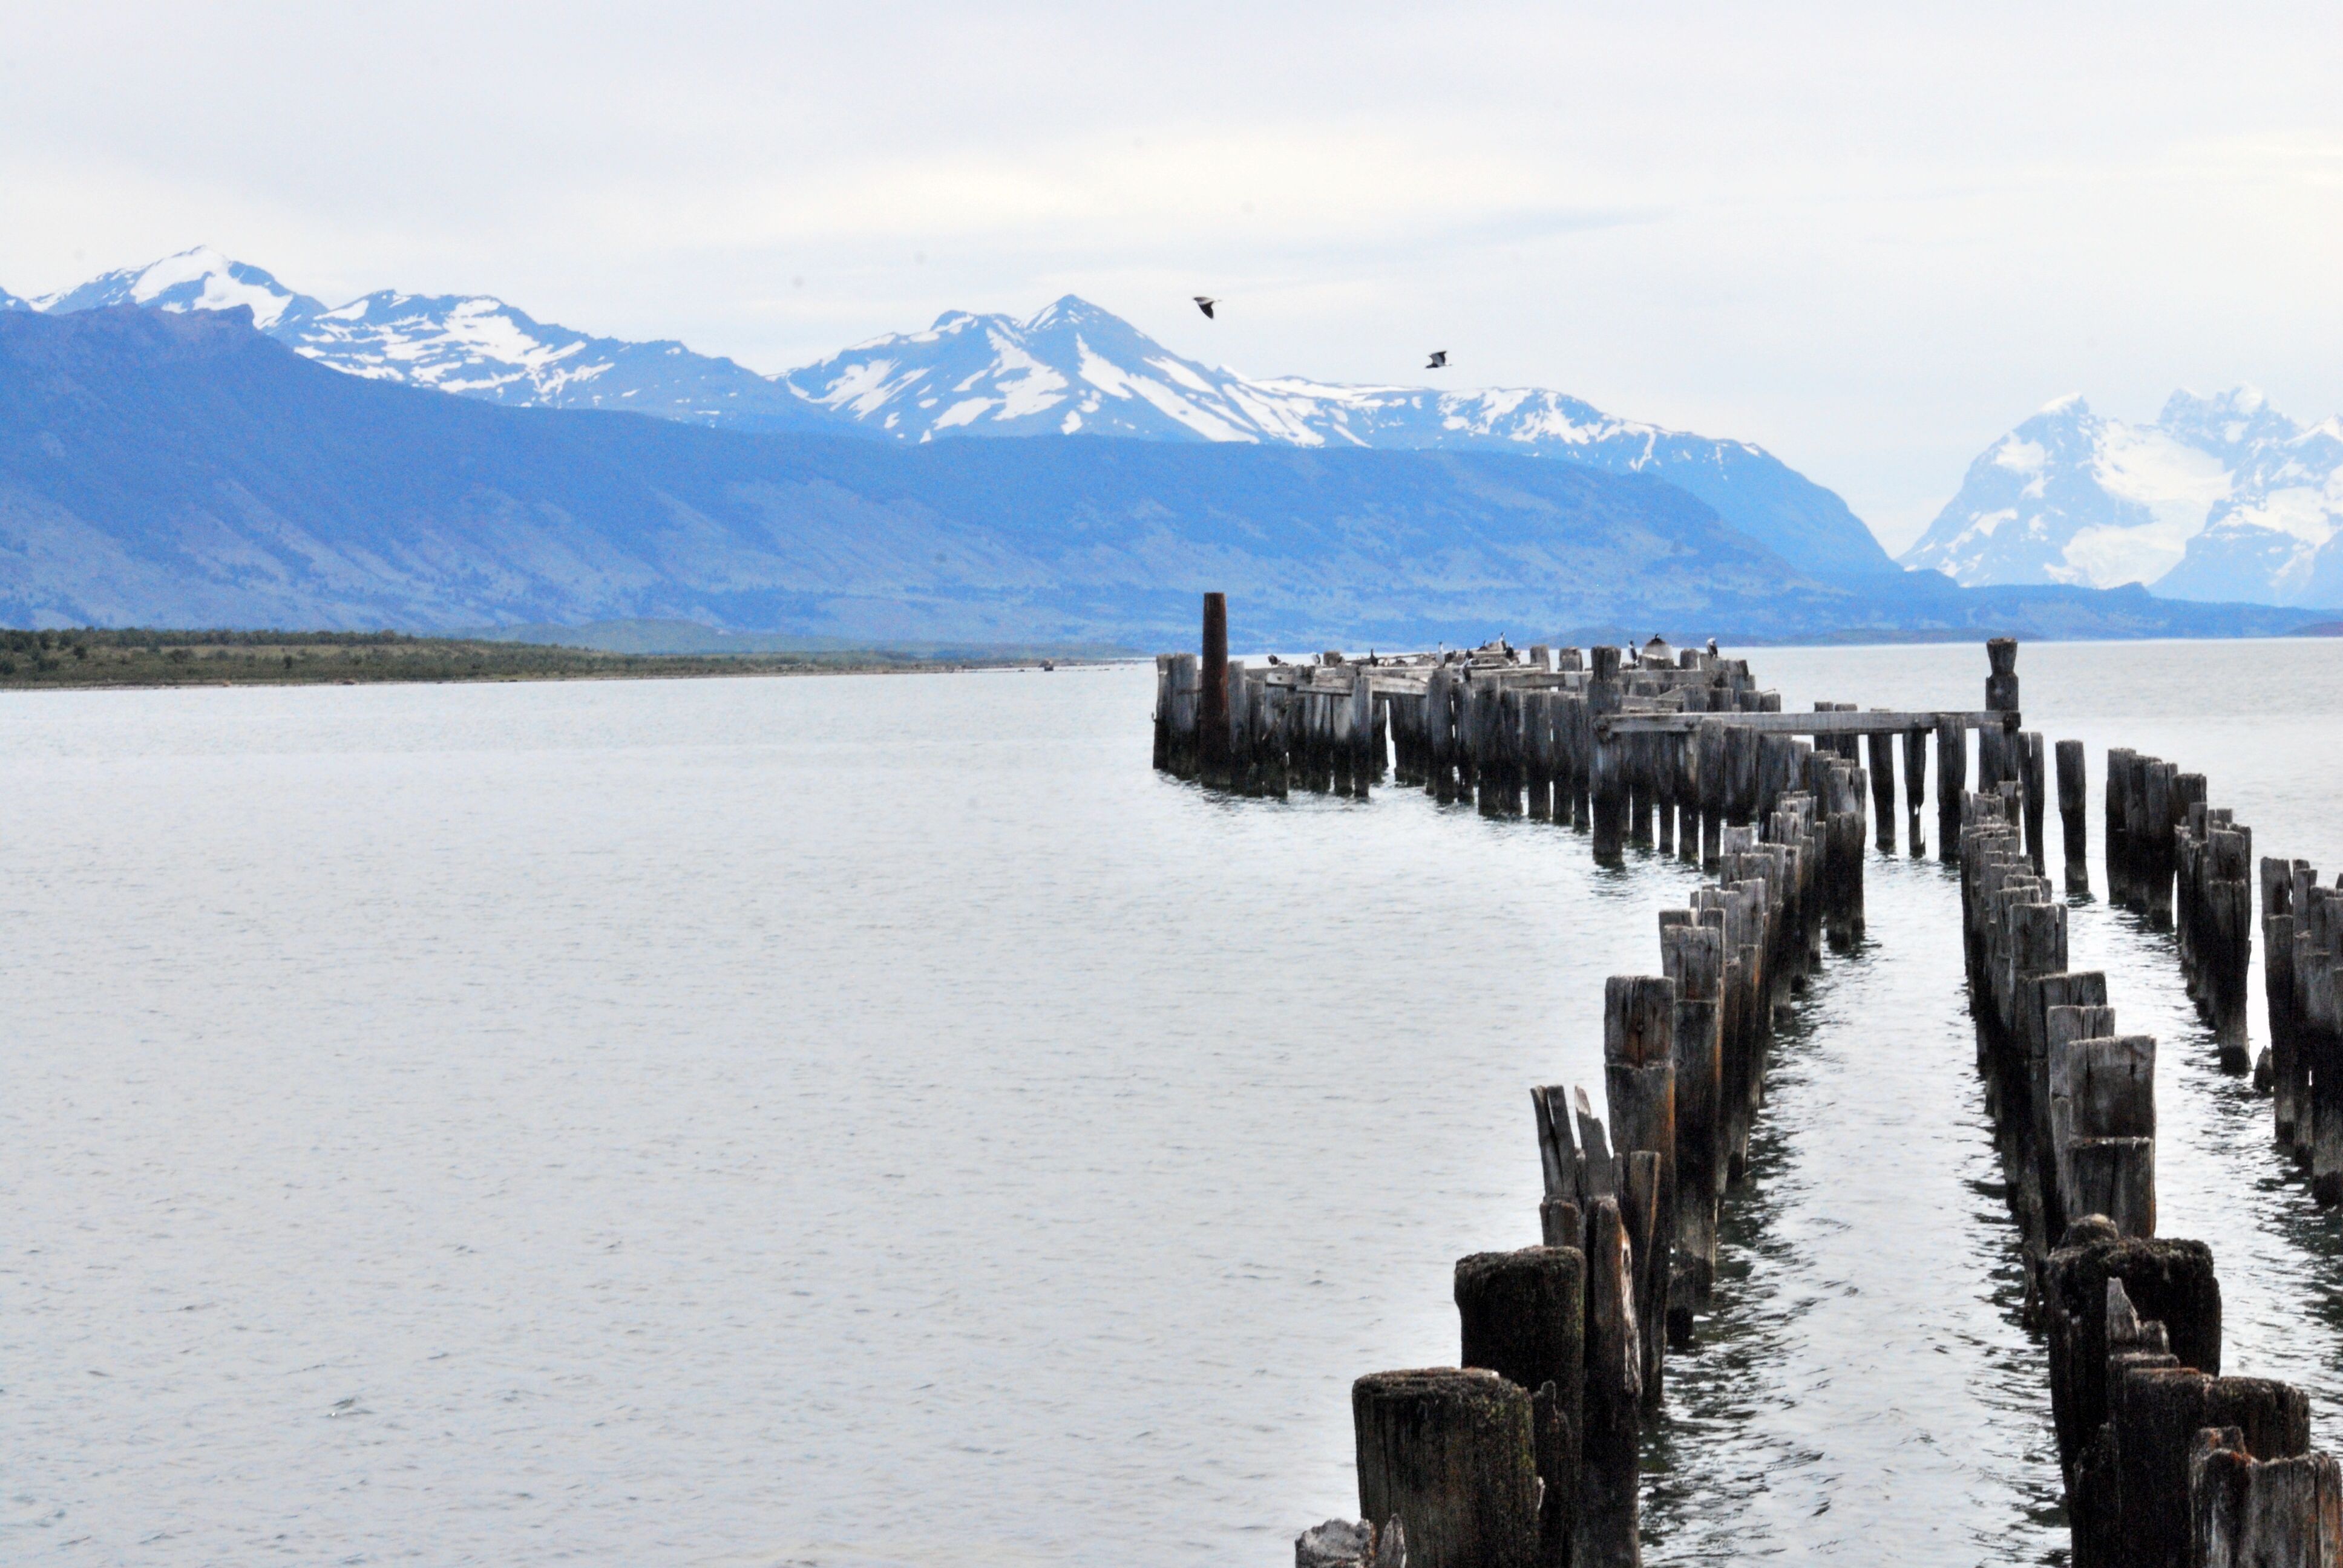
top-left (1456, 1247), bottom-right (1586, 1568)
top-left (1662, 920), bottom-right (1724, 1305)
top-left (1937, 715), bottom-right (1967, 864)
top-left (2042, 1234), bottom-right (2223, 1489)
top-left (1866, 725), bottom-right (1897, 851)
top-left (2057, 739), bottom-right (2088, 895)
top-left (1353, 1369), bottom-right (1542, 1568)
top-left (1604, 975), bottom-right (1676, 1408)
top-left (2111, 1367), bottom-right (2308, 1568)
top-left (2264, 858), bottom-right (2304, 1151)
top-left (1199, 593), bottom-right (1230, 786)
top-left (2022, 731), bottom-right (2047, 875)
top-left (2190, 1425), bottom-right (2343, 1567)
top-left (1575, 1197), bottom-right (1640, 1568)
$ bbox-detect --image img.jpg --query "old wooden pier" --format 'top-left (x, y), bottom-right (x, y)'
top-left (1149, 598), bottom-right (2342, 1566)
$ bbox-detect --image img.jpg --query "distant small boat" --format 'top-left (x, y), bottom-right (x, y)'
top-left (1041, 659), bottom-right (1055, 671)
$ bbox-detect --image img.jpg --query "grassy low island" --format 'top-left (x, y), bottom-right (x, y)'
top-left (0, 628), bottom-right (1099, 690)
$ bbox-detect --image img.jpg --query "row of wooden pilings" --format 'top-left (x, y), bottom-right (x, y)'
top-left (1150, 650), bottom-right (1384, 797)
top-left (1153, 601), bottom-right (2039, 887)
top-left (1155, 605), bottom-right (2341, 1561)
top-left (2085, 734), bottom-right (2343, 1228)
top-left (1302, 705), bottom-right (1875, 1567)
top-left (1959, 788), bottom-right (2342, 1563)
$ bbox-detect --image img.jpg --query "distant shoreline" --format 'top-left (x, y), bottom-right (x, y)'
top-left (0, 629), bottom-right (1118, 693)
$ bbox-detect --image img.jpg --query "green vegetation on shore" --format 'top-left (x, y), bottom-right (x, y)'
top-left (0, 628), bottom-right (1086, 690)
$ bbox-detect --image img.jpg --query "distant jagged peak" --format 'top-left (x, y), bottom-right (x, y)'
top-left (34, 244), bottom-right (324, 332)
top-left (2034, 391), bottom-right (2091, 418)
top-left (2155, 383), bottom-right (2302, 456)
top-left (1906, 380), bottom-right (2343, 606)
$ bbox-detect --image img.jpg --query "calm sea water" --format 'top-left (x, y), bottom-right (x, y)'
top-left (2, 639), bottom-right (2339, 1566)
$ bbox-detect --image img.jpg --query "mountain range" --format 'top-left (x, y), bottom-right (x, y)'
top-left (10, 247), bottom-right (1895, 587)
top-left (19, 247), bottom-right (2343, 611)
top-left (1902, 387), bottom-right (2343, 607)
top-left (0, 304), bottom-right (2315, 647)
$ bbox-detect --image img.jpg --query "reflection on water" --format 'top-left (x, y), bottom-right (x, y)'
top-left (0, 638), bottom-right (2338, 1565)
top-left (1642, 857), bottom-right (2066, 1564)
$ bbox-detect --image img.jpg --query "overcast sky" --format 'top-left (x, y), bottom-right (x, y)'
top-left (3, 2), bottom-right (2337, 551)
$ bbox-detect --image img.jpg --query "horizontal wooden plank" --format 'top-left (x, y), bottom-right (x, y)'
top-left (1598, 709), bottom-right (2016, 737)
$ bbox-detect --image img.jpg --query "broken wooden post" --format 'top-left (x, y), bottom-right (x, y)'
top-left (2042, 1234), bottom-right (2223, 1489)
top-left (2111, 1364), bottom-right (2308, 1568)
top-left (1352, 1368), bottom-right (1541, 1568)
top-left (2190, 1423), bottom-right (2343, 1567)
top-left (1604, 975), bottom-right (1676, 1409)
top-left (1575, 1197), bottom-right (1640, 1568)
top-left (1456, 1248), bottom-right (1585, 1568)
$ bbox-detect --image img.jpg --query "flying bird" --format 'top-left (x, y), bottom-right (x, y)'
top-left (1426, 350), bottom-right (1447, 369)
top-left (1193, 296), bottom-right (1217, 319)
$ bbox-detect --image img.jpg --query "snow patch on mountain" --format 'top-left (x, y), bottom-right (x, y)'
top-left (1904, 387), bottom-right (2343, 607)
top-left (35, 247), bottom-right (839, 434)
top-left (33, 247), bottom-right (323, 332)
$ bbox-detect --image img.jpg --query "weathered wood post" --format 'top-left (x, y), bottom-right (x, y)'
top-left (1351, 664), bottom-right (1375, 801)
top-left (1662, 917), bottom-right (1723, 1312)
top-left (1353, 1368), bottom-right (1541, 1568)
top-left (2189, 1425), bottom-right (2343, 1566)
top-left (1937, 714), bottom-right (1967, 865)
top-left (2111, 1366), bottom-right (2308, 1568)
top-left (2107, 747), bottom-right (2137, 907)
top-left (1589, 648), bottom-right (1625, 866)
top-left (2042, 1233), bottom-right (2223, 1492)
top-left (2305, 881), bottom-right (2343, 1204)
top-left (1575, 1197), bottom-right (1641, 1568)
top-left (2057, 739), bottom-right (2089, 896)
top-left (1456, 1248), bottom-right (1585, 1568)
top-left (1985, 635), bottom-right (2020, 785)
top-left (2022, 731), bottom-right (2047, 875)
top-left (1866, 724), bottom-right (1897, 852)
top-left (1904, 725), bottom-right (1928, 857)
top-left (2145, 760), bottom-right (2177, 928)
top-left (1604, 975), bottom-right (1676, 1408)
top-left (1169, 653), bottom-right (1201, 778)
top-left (1697, 717), bottom-right (1727, 869)
top-left (2264, 858), bottom-right (2303, 1152)
top-left (1199, 593), bottom-right (1230, 787)
top-left (2206, 824), bottom-right (2252, 1068)
top-left (1153, 655), bottom-right (1173, 771)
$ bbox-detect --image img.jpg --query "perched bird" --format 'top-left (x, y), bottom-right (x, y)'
top-left (1426, 350), bottom-right (1447, 369)
top-left (1193, 296), bottom-right (1217, 319)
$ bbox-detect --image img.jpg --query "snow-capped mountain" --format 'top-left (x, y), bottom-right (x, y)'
top-left (33, 247), bottom-right (839, 433)
top-left (31, 248), bottom-right (1895, 583)
top-left (0, 287), bottom-right (30, 312)
top-left (781, 295), bottom-right (1897, 582)
top-left (33, 247), bottom-right (323, 327)
top-left (1904, 388), bottom-right (2343, 607)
